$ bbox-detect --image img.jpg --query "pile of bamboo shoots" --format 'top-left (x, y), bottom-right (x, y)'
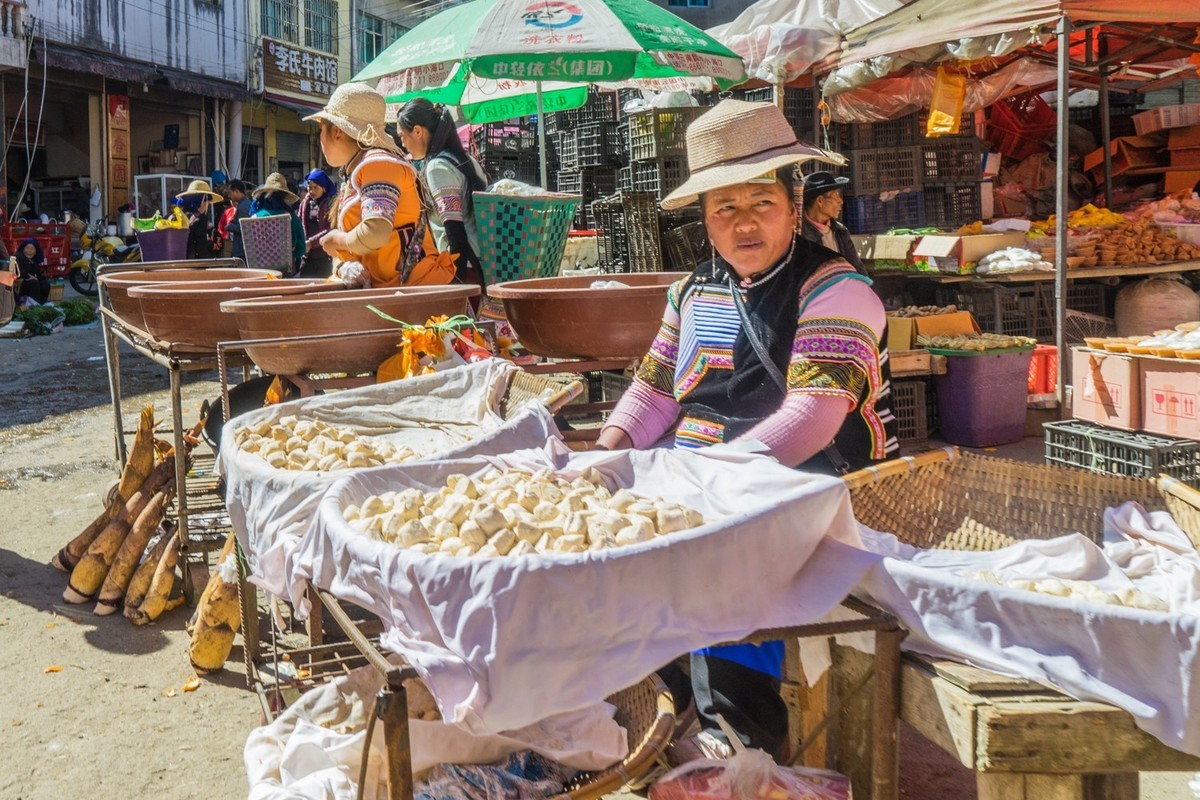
top-left (52, 406), bottom-right (186, 624)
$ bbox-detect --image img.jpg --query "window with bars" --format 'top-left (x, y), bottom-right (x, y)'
top-left (305, 0), bottom-right (338, 54)
top-left (357, 11), bottom-right (385, 68)
top-left (261, 0), bottom-right (299, 42)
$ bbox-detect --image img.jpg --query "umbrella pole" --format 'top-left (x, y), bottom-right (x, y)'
top-left (1054, 14), bottom-right (1072, 410)
top-left (537, 81), bottom-right (548, 190)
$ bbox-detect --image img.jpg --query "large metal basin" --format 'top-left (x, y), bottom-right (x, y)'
top-left (129, 279), bottom-right (343, 351)
top-left (486, 273), bottom-right (686, 359)
top-left (99, 268), bottom-right (281, 332)
top-left (219, 285), bottom-right (480, 375)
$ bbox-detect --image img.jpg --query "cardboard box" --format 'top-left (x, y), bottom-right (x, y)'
top-left (851, 233), bottom-right (919, 269)
top-left (1133, 104), bottom-right (1200, 136)
top-left (981, 152), bottom-right (1002, 178)
top-left (1168, 126), bottom-right (1200, 150)
top-left (1071, 348), bottom-right (1140, 431)
top-left (1165, 170), bottom-right (1200, 194)
top-left (1142, 357), bottom-right (1200, 440)
top-left (1083, 135), bottom-right (1167, 179)
top-left (980, 179), bottom-right (995, 219)
top-left (887, 310), bottom-right (980, 353)
top-left (912, 232), bottom-right (1028, 274)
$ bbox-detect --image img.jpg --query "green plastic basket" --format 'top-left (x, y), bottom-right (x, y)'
top-left (472, 191), bottom-right (580, 285)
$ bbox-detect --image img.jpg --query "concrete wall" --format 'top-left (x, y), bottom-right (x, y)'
top-left (28, 0), bottom-right (250, 84)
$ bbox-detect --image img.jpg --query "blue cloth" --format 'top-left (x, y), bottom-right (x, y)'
top-left (210, 169), bottom-right (228, 187)
top-left (697, 641), bottom-right (785, 680)
top-left (304, 168), bottom-right (337, 198)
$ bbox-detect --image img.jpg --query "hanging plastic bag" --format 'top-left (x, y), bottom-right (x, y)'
top-left (926, 66), bottom-right (967, 138)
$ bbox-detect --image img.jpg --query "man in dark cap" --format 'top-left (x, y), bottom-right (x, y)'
top-left (800, 171), bottom-right (865, 274)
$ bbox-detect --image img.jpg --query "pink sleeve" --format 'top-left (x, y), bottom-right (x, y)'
top-left (603, 381), bottom-right (682, 449)
top-left (739, 393), bottom-right (849, 468)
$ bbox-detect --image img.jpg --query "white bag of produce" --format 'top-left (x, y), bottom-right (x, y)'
top-left (219, 360), bottom-right (559, 597)
top-left (301, 441), bottom-right (877, 734)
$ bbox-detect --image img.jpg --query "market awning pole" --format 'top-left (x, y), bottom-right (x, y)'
top-left (536, 81), bottom-right (548, 190)
top-left (1098, 37), bottom-right (1114, 210)
top-left (1055, 15), bottom-right (1072, 409)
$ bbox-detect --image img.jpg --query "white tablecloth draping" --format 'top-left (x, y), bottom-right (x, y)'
top-left (855, 501), bottom-right (1200, 756)
top-left (218, 360), bottom-right (559, 598)
top-left (301, 442), bottom-right (878, 734)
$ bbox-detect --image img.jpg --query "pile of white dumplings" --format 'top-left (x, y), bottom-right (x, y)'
top-left (235, 415), bottom-right (416, 472)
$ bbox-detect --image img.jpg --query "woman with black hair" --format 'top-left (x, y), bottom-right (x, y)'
top-left (174, 179), bottom-right (223, 260)
top-left (397, 98), bottom-right (489, 288)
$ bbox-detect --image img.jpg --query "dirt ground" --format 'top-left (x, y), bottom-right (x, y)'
top-left (0, 313), bottom-right (1195, 799)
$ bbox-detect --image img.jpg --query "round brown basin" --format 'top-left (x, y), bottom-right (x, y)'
top-left (487, 273), bottom-right (687, 359)
top-left (129, 279), bottom-right (344, 351)
top-left (219, 284), bottom-right (481, 375)
top-left (99, 268), bottom-right (281, 332)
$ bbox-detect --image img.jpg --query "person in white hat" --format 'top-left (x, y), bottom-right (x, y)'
top-left (174, 179), bottom-right (223, 260)
top-left (304, 83), bottom-right (455, 288)
top-left (595, 99), bottom-right (899, 763)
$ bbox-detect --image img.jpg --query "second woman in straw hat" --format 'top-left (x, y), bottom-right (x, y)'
top-left (250, 172), bottom-right (306, 274)
top-left (304, 83), bottom-right (455, 288)
top-left (174, 179), bottom-right (223, 260)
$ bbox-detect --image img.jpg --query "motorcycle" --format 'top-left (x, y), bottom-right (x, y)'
top-left (70, 222), bottom-right (140, 296)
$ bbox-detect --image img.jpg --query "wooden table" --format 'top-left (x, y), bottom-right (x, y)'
top-left (853, 650), bottom-right (1200, 800)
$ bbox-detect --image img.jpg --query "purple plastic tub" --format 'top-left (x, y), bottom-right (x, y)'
top-left (933, 348), bottom-right (1034, 447)
top-left (136, 228), bottom-right (189, 262)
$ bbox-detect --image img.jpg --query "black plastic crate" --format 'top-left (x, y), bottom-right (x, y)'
top-left (557, 167), bottom-right (618, 229)
top-left (842, 191), bottom-right (924, 234)
top-left (473, 119), bottom-right (537, 156)
top-left (936, 285), bottom-right (1039, 338)
top-left (735, 86), bottom-right (816, 137)
top-left (627, 107), bottom-right (705, 161)
top-left (1044, 419), bottom-right (1200, 487)
top-left (576, 122), bottom-right (621, 167)
top-left (556, 130), bottom-right (578, 171)
top-left (833, 147), bottom-right (922, 195)
top-left (660, 220), bottom-right (708, 272)
top-left (923, 182), bottom-right (982, 230)
top-left (836, 113), bottom-right (921, 150)
top-left (617, 165), bottom-right (632, 192)
top-left (563, 89), bottom-right (619, 126)
top-left (631, 158), bottom-right (687, 200)
top-left (920, 138), bottom-right (982, 182)
top-left (892, 379), bottom-right (930, 452)
top-left (480, 152), bottom-right (539, 185)
top-left (591, 191), bottom-right (661, 272)
top-left (592, 195), bottom-right (629, 272)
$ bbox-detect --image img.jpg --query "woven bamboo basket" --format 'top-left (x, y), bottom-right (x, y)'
top-left (499, 370), bottom-right (585, 420)
top-left (561, 672), bottom-right (675, 800)
top-left (844, 448), bottom-right (1200, 551)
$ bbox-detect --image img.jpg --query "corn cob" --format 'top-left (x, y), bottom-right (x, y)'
top-left (63, 489), bottom-right (153, 604)
top-left (94, 485), bottom-right (173, 615)
top-left (188, 533), bottom-right (242, 674)
top-left (116, 406), bottom-right (156, 501)
top-left (124, 529), bottom-right (174, 612)
top-left (126, 533), bottom-right (182, 625)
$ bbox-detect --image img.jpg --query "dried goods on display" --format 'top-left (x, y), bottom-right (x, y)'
top-left (187, 532), bottom-right (241, 674)
top-left (234, 415), bottom-right (417, 472)
top-left (344, 468), bottom-right (706, 557)
top-left (888, 304), bottom-right (959, 318)
top-left (1087, 320), bottom-right (1200, 358)
top-left (916, 332), bottom-right (1036, 351)
top-left (1030, 205), bottom-right (1200, 267)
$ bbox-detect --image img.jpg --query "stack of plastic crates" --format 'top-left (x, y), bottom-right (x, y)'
top-left (986, 92), bottom-right (1056, 161)
top-left (891, 379), bottom-right (932, 452)
top-left (832, 147), bottom-right (922, 195)
top-left (474, 118), bottom-right (540, 185)
top-left (556, 168), bottom-right (618, 230)
top-left (829, 114), bottom-right (927, 234)
top-left (1044, 419), bottom-right (1200, 487)
top-left (843, 192), bottom-right (925, 234)
top-left (923, 183), bottom-right (982, 230)
top-left (472, 191), bottom-right (579, 285)
top-left (592, 191), bottom-right (662, 274)
top-left (625, 106), bottom-right (704, 202)
top-left (660, 220), bottom-right (708, 272)
top-left (734, 86), bottom-right (816, 140)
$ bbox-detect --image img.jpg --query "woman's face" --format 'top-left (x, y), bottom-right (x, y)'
top-left (21, 243), bottom-right (35, 259)
top-left (397, 125), bottom-right (429, 160)
top-left (703, 179), bottom-right (798, 280)
top-left (319, 122), bottom-right (358, 167)
top-left (307, 181), bottom-right (325, 200)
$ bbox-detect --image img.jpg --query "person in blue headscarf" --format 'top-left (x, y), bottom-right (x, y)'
top-left (297, 168), bottom-right (338, 278)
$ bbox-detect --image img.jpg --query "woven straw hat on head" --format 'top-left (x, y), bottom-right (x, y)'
top-left (661, 99), bottom-right (845, 211)
top-left (304, 83), bottom-right (403, 156)
top-left (252, 172), bottom-right (300, 205)
top-left (177, 179), bottom-right (223, 201)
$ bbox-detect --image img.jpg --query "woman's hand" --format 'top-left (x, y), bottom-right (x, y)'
top-left (320, 229), bottom-right (350, 257)
top-left (594, 428), bottom-right (632, 451)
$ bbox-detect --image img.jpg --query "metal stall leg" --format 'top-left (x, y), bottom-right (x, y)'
top-left (101, 313), bottom-right (128, 467)
top-left (169, 367), bottom-right (199, 604)
top-left (870, 627), bottom-right (905, 800)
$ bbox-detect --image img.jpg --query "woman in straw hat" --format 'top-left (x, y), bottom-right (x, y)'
top-left (174, 179), bottom-right (223, 260)
top-left (304, 83), bottom-right (455, 288)
top-left (250, 172), bottom-right (306, 274)
top-left (595, 99), bottom-right (899, 762)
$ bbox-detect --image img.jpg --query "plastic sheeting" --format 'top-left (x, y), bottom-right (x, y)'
top-left (219, 360), bottom-right (560, 596)
top-left (707, 0), bottom-right (902, 85)
top-left (298, 441), bottom-right (878, 734)
top-left (822, 57), bottom-right (1058, 123)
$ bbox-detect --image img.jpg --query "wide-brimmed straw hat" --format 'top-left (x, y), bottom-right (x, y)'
top-left (176, 179), bottom-right (223, 202)
top-left (252, 172), bottom-right (300, 205)
top-left (661, 99), bottom-right (845, 211)
top-left (303, 83), bottom-right (403, 156)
